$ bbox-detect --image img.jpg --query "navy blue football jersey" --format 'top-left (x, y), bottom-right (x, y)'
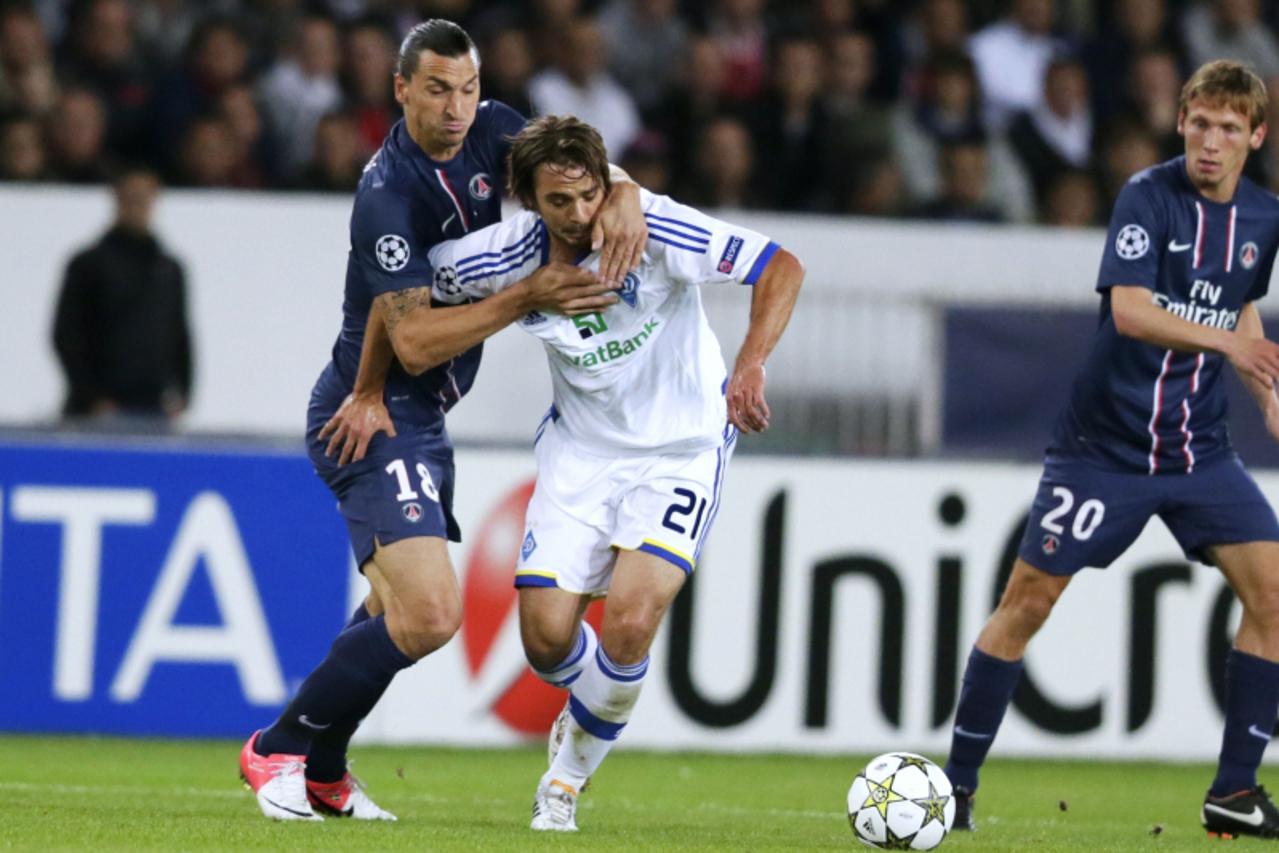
top-left (309, 101), bottom-right (526, 431)
top-left (1055, 157), bottom-right (1279, 473)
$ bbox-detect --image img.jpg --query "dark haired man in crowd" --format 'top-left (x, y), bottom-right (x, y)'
top-left (53, 165), bottom-right (191, 422)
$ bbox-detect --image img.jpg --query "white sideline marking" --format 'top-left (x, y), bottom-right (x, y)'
top-left (0, 781), bottom-right (836, 821)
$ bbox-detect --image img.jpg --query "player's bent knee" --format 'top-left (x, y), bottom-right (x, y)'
top-left (386, 606), bottom-right (461, 661)
top-left (524, 631), bottom-right (577, 673)
top-left (1020, 591), bottom-right (1058, 624)
top-left (601, 611), bottom-right (660, 665)
top-left (990, 581), bottom-right (1059, 641)
top-left (1242, 585), bottom-right (1279, 627)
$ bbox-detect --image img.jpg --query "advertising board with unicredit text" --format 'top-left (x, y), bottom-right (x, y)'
top-left (0, 434), bottom-right (1265, 761)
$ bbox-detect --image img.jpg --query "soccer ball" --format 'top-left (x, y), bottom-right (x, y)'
top-left (847, 752), bottom-right (954, 850)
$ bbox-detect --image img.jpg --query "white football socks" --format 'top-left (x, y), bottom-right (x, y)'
top-left (546, 647), bottom-right (649, 790)
top-left (532, 622), bottom-right (599, 687)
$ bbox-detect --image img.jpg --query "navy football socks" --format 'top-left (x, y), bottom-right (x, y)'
top-left (305, 602), bottom-right (374, 782)
top-left (257, 612), bottom-right (412, 759)
top-left (944, 647), bottom-right (1024, 792)
top-left (1210, 649), bottom-right (1279, 797)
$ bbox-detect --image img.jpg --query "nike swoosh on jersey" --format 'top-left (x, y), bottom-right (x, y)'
top-left (1249, 724), bottom-right (1273, 741)
top-left (1204, 803), bottom-right (1266, 827)
top-left (953, 725), bottom-right (993, 740)
top-left (1168, 240), bottom-right (1192, 252)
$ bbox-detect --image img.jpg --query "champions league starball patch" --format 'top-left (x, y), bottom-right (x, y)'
top-left (434, 264), bottom-right (461, 297)
top-left (1115, 224), bottom-right (1150, 260)
top-left (376, 234), bottom-right (411, 271)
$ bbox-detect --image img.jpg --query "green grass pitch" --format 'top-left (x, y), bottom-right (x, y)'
top-left (0, 735), bottom-right (1250, 850)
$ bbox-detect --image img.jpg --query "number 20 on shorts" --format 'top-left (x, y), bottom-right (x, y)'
top-left (1041, 486), bottom-right (1106, 540)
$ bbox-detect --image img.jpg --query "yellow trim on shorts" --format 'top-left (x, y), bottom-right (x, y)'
top-left (640, 538), bottom-right (693, 564)
top-left (618, 538), bottom-right (696, 574)
top-left (515, 569), bottom-right (558, 579)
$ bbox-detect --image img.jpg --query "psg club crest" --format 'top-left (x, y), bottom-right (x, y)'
top-left (1041, 534), bottom-right (1060, 555)
top-left (469, 172), bottom-right (493, 201)
top-left (402, 502), bottom-right (423, 523)
top-left (618, 272), bottom-right (640, 307)
top-left (1241, 241), bottom-right (1259, 269)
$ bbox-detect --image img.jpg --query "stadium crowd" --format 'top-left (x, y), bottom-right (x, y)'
top-left (5, 0), bottom-right (1279, 224)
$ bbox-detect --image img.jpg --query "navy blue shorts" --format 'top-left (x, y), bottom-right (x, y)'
top-left (307, 424), bottom-right (460, 568)
top-left (1018, 452), bottom-right (1279, 575)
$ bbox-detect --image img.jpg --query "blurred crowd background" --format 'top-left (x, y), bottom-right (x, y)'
top-left (4, 0), bottom-right (1279, 225)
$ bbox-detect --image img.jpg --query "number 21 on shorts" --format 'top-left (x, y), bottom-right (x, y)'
top-left (663, 487), bottom-right (709, 539)
top-left (385, 458), bottom-right (440, 503)
top-left (1041, 486), bottom-right (1106, 540)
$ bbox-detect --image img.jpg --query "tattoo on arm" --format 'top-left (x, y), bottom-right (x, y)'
top-left (378, 287), bottom-right (432, 336)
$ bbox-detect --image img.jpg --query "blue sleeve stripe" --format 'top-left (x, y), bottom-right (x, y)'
top-left (650, 234), bottom-right (708, 254)
top-left (637, 541), bottom-right (694, 573)
top-left (644, 212), bottom-right (712, 235)
top-left (646, 221), bottom-right (710, 245)
top-left (743, 241), bottom-right (780, 285)
top-left (455, 224), bottom-right (538, 269)
top-left (455, 226), bottom-right (539, 272)
top-left (569, 695), bottom-right (627, 740)
top-left (459, 245), bottom-right (540, 283)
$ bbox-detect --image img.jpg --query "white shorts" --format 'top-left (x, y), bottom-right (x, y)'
top-left (515, 419), bottom-right (737, 595)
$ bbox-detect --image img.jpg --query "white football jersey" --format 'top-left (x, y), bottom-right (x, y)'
top-left (429, 190), bottom-right (778, 455)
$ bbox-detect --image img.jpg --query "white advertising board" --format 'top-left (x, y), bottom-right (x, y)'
top-left (361, 451), bottom-right (1257, 761)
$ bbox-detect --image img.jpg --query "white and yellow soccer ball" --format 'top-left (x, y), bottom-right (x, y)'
top-left (847, 752), bottom-right (955, 850)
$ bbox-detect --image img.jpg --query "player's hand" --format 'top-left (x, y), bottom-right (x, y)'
top-left (727, 362), bottom-right (770, 434)
top-left (1227, 336), bottom-right (1279, 388)
top-left (593, 181), bottom-right (647, 288)
top-left (525, 261), bottom-right (618, 317)
top-left (319, 392), bottom-right (397, 466)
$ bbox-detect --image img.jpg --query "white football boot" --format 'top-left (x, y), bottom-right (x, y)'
top-left (531, 775), bottom-right (579, 832)
top-left (307, 771), bottom-right (397, 820)
top-left (238, 732), bottom-right (322, 821)
top-left (547, 700), bottom-right (571, 765)
top-left (547, 700), bottom-right (592, 791)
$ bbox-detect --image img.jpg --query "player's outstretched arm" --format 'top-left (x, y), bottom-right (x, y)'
top-left (593, 166), bottom-right (648, 288)
top-left (1111, 285), bottom-right (1279, 387)
top-left (1233, 303), bottom-right (1279, 440)
top-left (319, 301), bottom-right (398, 465)
top-left (727, 248), bottom-right (804, 434)
top-left (381, 264), bottom-right (617, 376)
